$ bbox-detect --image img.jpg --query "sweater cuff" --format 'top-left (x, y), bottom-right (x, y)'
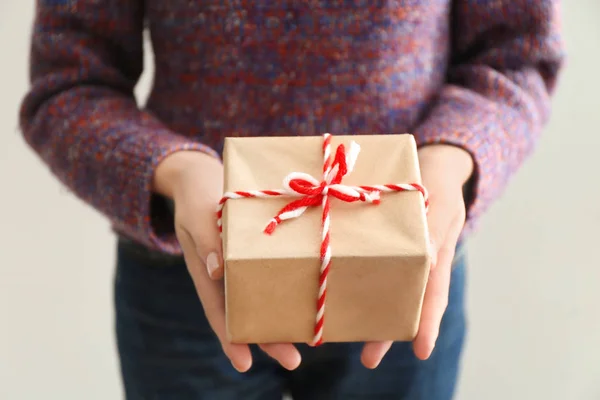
top-left (413, 90), bottom-right (511, 228)
top-left (110, 131), bottom-right (220, 255)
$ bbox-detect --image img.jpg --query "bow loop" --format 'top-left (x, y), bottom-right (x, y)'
top-left (266, 140), bottom-right (373, 234)
top-left (284, 172), bottom-right (323, 196)
top-left (327, 143), bottom-right (349, 184)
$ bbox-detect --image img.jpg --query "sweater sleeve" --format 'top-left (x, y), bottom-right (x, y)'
top-left (19, 0), bottom-right (219, 254)
top-left (413, 0), bottom-right (565, 226)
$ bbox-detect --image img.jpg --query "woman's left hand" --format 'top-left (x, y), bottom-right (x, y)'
top-left (361, 144), bottom-right (474, 368)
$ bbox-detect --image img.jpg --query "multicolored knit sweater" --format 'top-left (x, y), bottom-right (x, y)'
top-left (20, 1), bottom-right (564, 254)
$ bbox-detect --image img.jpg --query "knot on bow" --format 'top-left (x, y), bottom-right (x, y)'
top-left (264, 141), bottom-right (381, 235)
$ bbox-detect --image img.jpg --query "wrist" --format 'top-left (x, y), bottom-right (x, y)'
top-left (417, 144), bottom-right (474, 186)
top-left (153, 150), bottom-right (223, 199)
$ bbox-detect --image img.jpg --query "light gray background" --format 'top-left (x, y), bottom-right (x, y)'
top-left (1, 2), bottom-right (598, 399)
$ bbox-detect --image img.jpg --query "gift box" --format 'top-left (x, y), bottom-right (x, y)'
top-left (219, 134), bottom-right (431, 345)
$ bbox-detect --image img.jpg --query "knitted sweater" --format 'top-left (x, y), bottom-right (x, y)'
top-left (20, 0), bottom-right (565, 254)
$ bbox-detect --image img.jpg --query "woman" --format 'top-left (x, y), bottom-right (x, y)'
top-left (20, 1), bottom-right (564, 399)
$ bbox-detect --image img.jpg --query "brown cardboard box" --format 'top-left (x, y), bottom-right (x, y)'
top-left (221, 134), bottom-right (430, 344)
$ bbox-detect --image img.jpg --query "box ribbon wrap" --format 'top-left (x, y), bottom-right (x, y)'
top-left (217, 134), bottom-right (429, 345)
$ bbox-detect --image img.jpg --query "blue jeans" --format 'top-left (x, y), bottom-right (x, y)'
top-left (114, 239), bottom-right (467, 399)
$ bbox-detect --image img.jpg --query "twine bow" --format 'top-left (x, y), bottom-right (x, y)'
top-left (217, 133), bottom-right (428, 345)
top-left (263, 139), bottom-right (382, 235)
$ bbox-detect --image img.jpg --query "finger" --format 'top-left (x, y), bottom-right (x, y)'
top-left (361, 341), bottom-right (393, 369)
top-left (423, 195), bottom-right (454, 270)
top-left (258, 343), bottom-right (302, 370)
top-left (179, 228), bottom-right (253, 372)
top-left (182, 202), bottom-right (225, 280)
top-left (205, 251), bottom-right (224, 280)
top-left (413, 244), bottom-right (454, 360)
top-left (414, 206), bottom-right (465, 360)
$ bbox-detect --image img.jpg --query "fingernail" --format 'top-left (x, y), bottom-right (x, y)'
top-left (206, 252), bottom-right (219, 278)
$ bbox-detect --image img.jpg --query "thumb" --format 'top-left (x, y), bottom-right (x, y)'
top-left (204, 251), bottom-right (224, 280)
top-left (182, 205), bottom-right (224, 280)
top-left (199, 223), bottom-right (224, 281)
top-left (425, 198), bottom-right (451, 270)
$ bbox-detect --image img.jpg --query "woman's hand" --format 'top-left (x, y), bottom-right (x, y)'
top-left (361, 144), bottom-right (474, 368)
top-left (153, 151), bottom-right (302, 373)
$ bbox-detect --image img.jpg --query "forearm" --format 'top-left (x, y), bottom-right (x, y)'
top-left (414, 0), bottom-right (565, 222)
top-left (20, 0), bottom-right (218, 253)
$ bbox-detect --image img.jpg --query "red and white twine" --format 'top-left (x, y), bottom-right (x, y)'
top-left (217, 133), bottom-right (428, 346)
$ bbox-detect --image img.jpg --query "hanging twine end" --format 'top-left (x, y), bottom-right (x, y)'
top-left (370, 191), bottom-right (381, 204)
top-left (263, 217), bottom-right (281, 235)
top-left (264, 221), bottom-right (277, 235)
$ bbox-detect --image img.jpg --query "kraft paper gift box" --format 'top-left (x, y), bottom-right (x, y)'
top-left (220, 134), bottom-right (431, 344)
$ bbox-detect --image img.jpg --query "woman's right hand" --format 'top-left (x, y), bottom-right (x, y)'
top-left (152, 150), bottom-right (301, 373)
